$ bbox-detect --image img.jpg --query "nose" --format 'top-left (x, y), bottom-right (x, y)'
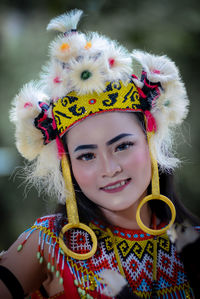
top-left (100, 153), bottom-right (122, 178)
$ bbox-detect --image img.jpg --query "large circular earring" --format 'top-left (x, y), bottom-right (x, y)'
top-left (59, 154), bottom-right (97, 260)
top-left (136, 131), bottom-right (176, 235)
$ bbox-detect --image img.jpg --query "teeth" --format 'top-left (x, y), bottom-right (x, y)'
top-left (104, 180), bottom-right (126, 190)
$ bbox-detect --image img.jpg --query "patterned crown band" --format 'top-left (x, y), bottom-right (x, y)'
top-left (52, 75), bottom-right (160, 137)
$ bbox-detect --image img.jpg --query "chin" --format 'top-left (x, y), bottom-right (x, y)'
top-left (101, 199), bottom-right (139, 213)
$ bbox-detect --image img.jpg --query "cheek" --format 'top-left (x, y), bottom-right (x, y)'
top-left (125, 147), bottom-right (151, 175)
top-left (71, 161), bottom-right (96, 189)
top-left (136, 150), bottom-right (151, 169)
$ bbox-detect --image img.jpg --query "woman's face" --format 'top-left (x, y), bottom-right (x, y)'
top-left (66, 112), bottom-right (151, 212)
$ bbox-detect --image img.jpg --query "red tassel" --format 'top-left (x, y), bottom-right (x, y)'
top-left (56, 136), bottom-right (65, 158)
top-left (144, 111), bottom-right (157, 132)
top-left (52, 113), bottom-right (65, 158)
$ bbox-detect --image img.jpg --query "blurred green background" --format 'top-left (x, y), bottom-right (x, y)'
top-left (0, 0), bottom-right (200, 250)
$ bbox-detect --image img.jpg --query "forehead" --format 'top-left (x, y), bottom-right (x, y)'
top-left (66, 112), bottom-right (143, 145)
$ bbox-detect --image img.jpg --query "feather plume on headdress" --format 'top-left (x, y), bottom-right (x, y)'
top-left (132, 50), bottom-right (189, 169)
top-left (10, 82), bottom-right (49, 161)
top-left (10, 82), bottom-right (66, 202)
top-left (46, 9), bottom-right (83, 33)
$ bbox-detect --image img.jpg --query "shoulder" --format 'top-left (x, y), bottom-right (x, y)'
top-left (0, 213), bottom-right (67, 296)
top-left (32, 213), bottom-right (67, 237)
top-left (0, 223), bottom-right (47, 296)
top-left (33, 213), bottom-right (66, 228)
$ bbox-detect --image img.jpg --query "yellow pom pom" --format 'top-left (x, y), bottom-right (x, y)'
top-left (60, 43), bottom-right (70, 51)
top-left (85, 41), bottom-right (92, 49)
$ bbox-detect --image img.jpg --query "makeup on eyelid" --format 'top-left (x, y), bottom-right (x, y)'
top-left (76, 141), bottom-right (134, 161)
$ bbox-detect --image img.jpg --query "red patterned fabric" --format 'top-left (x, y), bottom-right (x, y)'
top-left (25, 214), bottom-right (195, 298)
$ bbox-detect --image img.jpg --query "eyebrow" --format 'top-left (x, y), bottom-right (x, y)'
top-left (74, 144), bottom-right (97, 152)
top-left (106, 133), bottom-right (133, 146)
top-left (74, 133), bottom-right (133, 152)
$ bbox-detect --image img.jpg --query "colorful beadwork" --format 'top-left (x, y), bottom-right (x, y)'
top-left (88, 99), bottom-right (96, 105)
top-left (52, 73), bottom-right (161, 137)
top-left (52, 80), bottom-right (141, 136)
top-left (18, 215), bottom-right (195, 298)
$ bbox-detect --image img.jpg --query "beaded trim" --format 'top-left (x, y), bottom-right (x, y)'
top-left (17, 215), bottom-right (195, 298)
top-left (17, 216), bottom-right (106, 298)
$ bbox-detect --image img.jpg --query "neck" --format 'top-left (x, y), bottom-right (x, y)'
top-left (101, 195), bottom-right (152, 230)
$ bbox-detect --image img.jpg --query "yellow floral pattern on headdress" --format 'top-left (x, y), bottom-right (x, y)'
top-left (52, 80), bottom-right (141, 136)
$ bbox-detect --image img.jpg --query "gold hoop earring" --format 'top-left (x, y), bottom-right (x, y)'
top-left (59, 154), bottom-right (97, 260)
top-left (59, 223), bottom-right (97, 260)
top-left (136, 194), bottom-right (176, 235)
top-left (136, 130), bottom-right (176, 235)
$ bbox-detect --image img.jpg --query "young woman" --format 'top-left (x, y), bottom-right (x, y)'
top-left (0, 9), bottom-right (199, 298)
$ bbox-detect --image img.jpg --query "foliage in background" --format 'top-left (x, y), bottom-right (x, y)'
top-left (0, 0), bottom-right (200, 250)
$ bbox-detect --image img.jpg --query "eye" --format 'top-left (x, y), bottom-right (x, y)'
top-left (115, 141), bottom-right (134, 152)
top-left (77, 152), bottom-right (96, 161)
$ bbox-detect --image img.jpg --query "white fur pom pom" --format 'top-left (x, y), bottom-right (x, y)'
top-left (26, 141), bottom-right (66, 203)
top-left (132, 50), bottom-right (189, 170)
top-left (10, 81), bottom-right (50, 161)
top-left (86, 33), bottom-right (132, 82)
top-left (132, 50), bottom-right (189, 128)
top-left (49, 33), bottom-right (86, 63)
top-left (41, 60), bottom-right (71, 99)
top-left (153, 79), bottom-right (189, 126)
top-left (152, 78), bottom-right (188, 169)
top-left (68, 55), bottom-right (106, 95)
top-left (47, 9), bottom-right (83, 33)
top-left (132, 50), bottom-right (179, 83)
top-left (167, 222), bottom-right (200, 253)
top-left (99, 269), bottom-right (127, 297)
top-left (104, 41), bottom-right (132, 82)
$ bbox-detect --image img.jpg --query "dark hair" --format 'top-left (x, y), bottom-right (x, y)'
top-left (56, 112), bottom-right (200, 229)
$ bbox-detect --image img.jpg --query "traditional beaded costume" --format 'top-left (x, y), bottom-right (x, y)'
top-left (22, 215), bottom-right (194, 298)
top-left (8, 9), bottom-right (198, 299)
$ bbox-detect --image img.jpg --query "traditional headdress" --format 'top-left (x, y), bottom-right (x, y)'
top-left (10, 10), bottom-right (189, 260)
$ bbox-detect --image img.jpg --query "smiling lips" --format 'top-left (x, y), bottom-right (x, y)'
top-left (100, 178), bottom-right (131, 193)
